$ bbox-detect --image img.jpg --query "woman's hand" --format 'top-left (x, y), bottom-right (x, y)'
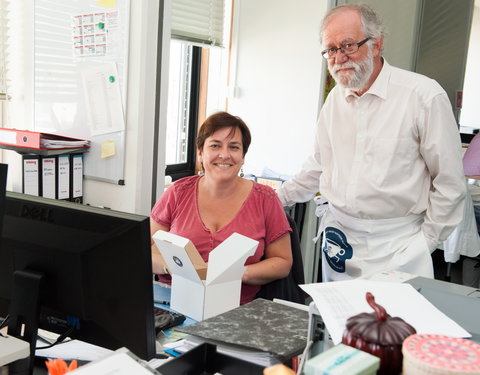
top-left (150, 220), bottom-right (170, 275)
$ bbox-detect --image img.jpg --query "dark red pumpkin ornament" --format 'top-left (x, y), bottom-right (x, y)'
top-left (342, 292), bottom-right (416, 375)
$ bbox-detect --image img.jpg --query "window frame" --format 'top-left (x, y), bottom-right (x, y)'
top-left (165, 45), bottom-right (202, 181)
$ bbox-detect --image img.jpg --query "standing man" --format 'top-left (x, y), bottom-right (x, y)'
top-left (277, 4), bottom-right (466, 281)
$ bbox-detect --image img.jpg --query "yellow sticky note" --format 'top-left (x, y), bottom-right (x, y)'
top-left (97, 0), bottom-right (117, 8)
top-left (101, 140), bottom-right (116, 158)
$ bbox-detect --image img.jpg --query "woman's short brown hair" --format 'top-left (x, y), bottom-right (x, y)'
top-left (196, 112), bottom-right (251, 156)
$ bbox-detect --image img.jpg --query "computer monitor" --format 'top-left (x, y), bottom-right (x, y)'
top-left (0, 191), bottom-right (156, 371)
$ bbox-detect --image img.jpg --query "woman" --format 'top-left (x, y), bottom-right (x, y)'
top-left (150, 111), bottom-right (292, 304)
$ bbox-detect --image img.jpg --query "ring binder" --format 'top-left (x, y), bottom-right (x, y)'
top-left (57, 155), bottom-right (70, 200)
top-left (70, 154), bottom-right (83, 203)
top-left (41, 157), bottom-right (56, 199)
top-left (22, 155), bottom-right (41, 197)
top-left (0, 128), bottom-right (90, 153)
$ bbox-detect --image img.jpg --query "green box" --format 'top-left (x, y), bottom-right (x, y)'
top-left (304, 344), bottom-right (380, 375)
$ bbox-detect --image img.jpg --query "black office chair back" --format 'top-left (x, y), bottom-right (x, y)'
top-left (255, 214), bottom-right (306, 304)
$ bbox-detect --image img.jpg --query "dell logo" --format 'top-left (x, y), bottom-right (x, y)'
top-left (20, 204), bottom-right (54, 222)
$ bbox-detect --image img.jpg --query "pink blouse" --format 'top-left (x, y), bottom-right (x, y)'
top-left (151, 175), bottom-right (291, 304)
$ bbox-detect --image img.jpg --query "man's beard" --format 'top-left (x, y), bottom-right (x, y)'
top-left (329, 47), bottom-right (374, 92)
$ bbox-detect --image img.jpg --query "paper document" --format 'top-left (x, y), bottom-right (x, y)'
top-left (40, 138), bottom-right (90, 149)
top-left (71, 348), bottom-right (159, 374)
top-left (300, 280), bottom-right (472, 345)
top-left (35, 339), bottom-right (113, 361)
top-left (80, 62), bottom-right (125, 136)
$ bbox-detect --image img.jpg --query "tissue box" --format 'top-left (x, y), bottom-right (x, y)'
top-left (304, 344), bottom-right (380, 375)
top-left (153, 231), bottom-right (258, 321)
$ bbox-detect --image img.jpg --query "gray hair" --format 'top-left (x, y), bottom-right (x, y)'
top-left (320, 4), bottom-right (387, 51)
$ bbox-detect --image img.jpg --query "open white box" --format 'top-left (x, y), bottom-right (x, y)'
top-left (152, 231), bottom-right (258, 321)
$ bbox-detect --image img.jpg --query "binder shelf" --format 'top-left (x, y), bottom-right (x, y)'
top-left (0, 129), bottom-right (89, 202)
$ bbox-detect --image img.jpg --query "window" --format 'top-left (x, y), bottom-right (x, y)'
top-left (164, 0), bottom-right (230, 181)
top-left (171, 0), bottom-right (226, 47)
top-left (165, 40), bottom-right (201, 180)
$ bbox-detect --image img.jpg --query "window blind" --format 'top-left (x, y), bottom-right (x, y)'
top-left (171, 0), bottom-right (225, 47)
top-left (34, 1), bottom-right (80, 103)
top-left (0, 0), bottom-right (9, 100)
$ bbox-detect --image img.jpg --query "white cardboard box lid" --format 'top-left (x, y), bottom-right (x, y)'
top-left (206, 232), bottom-right (258, 286)
top-left (153, 230), bottom-right (206, 284)
top-left (153, 231), bottom-right (258, 287)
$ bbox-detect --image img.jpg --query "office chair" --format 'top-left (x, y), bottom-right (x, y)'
top-left (255, 214), bottom-right (306, 304)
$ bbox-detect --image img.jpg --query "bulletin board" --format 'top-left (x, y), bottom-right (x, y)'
top-left (33, 0), bottom-right (130, 184)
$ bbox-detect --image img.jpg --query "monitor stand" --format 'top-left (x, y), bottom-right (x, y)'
top-left (7, 269), bottom-right (44, 375)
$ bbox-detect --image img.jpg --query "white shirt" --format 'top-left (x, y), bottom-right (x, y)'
top-left (278, 59), bottom-right (466, 250)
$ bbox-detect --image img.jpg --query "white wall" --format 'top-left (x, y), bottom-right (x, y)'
top-left (228, 0), bottom-right (327, 177)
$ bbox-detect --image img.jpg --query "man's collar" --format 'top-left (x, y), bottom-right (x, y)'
top-left (344, 58), bottom-right (390, 102)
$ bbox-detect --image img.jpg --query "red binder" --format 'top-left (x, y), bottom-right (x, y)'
top-left (0, 128), bottom-right (90, 153)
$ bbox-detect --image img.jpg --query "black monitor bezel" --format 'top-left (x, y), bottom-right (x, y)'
top-left (0, 191), bottom-right (157, 362)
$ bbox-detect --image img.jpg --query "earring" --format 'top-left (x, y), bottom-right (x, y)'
top-left (199, 162), bottom-right (205, 176)
top-left (240, 167), bottom-right (244, 178)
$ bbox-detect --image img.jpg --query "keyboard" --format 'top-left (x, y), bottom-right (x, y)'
top-left (154, 306), bottom-right (186, 334)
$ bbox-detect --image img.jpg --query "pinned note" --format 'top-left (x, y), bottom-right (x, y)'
top-left (97, 0), bottom-right (117, 8)
top-left (101, 140), bottom-right (116, 158)
top-left (80, 62), bottom-right (125, 136)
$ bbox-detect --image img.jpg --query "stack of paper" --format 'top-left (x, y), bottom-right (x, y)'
top-left (40, 138), bottom-right (90, 149)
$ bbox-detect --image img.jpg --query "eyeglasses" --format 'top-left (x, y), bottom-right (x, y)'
top-left (321, 37), bottom-right (370, 59)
